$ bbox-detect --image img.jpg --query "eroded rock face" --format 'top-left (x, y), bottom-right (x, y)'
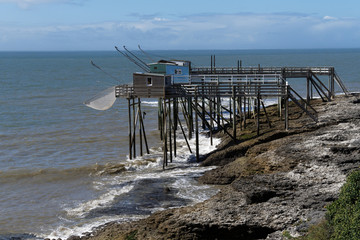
top-left (76, 95), bottom-right (360, 240)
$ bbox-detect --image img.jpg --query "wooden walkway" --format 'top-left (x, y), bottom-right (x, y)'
top-left (191, 66), bottom-right (349, 97)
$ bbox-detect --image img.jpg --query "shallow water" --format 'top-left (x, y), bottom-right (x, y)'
top-left (0, 49), bottom-right (359, 239)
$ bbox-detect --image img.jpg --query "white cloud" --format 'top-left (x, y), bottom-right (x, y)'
top-left (153, 17), bottom-right (168, 22)
top-left (0, 0), bottom-right (85, 8)
top-left (323, 15), bottom-right (338, 20)
top-left (312, 18), bottom-right (356, 32)
top-left (1, 13), bottom-right (360, 50)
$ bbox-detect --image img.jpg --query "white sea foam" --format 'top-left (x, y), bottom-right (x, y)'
top-left (44, 124), bottom-right (221, 239)
top-left (65, 184), bottom-right (134, 218)
top-left (117, 129), bottom-right (221, 172)
top-left (141, 100), bottom-right (158, 107)
top-left (171, 177), bottom-right (219, 204)
top-left (44, 215), bottom-right (144, 240)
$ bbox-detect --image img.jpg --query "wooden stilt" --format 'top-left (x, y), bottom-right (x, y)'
top-left (138, 99), bottom-right (143, 156)
top-left (261, 99), bottom-right (272, 128)
top-left (127, 98), bottom-right (132, 160)
top-left (194, 99), bottom-right (235, 141)
top-left (130, 107), bottom-right (140, 153)
top-left (188, 97), bottom-right (193, 139)
top-left (243, 94), bottom-right (247, 129)
top-left (278, 96), bottom-right (282, 118)
top-left (195, 92), bottom-right (199, 162)
top-left (247, 96), bottom-right (251, 119)
top-left (168, 99), bottom-right (173, 163)
top-left (214, 55), bottom-right (216, 74)
top-left (163, 99), bottom-right (168, 167)
top-left (213, 97), bottom-right (216, 121)
top-left (132, 98), bottom-right (136, 158)
top-left (239, 96), bottom-right (243, 131)
top-left (232, 86), bottom-right (236, 141)
top-left (179, 98), bottom-right (188, 126)
top-left (173, 98), bottom-right (177, 157)
top-left (257, 88), bottom-right (260, 136)
top-left (177, 114), bottom-right (192, 153)
top-left (306, 77), bottom-right (310, 110)
top-left (285, 86), bottom-right (289, 130)
top-left (310, 78), bottom-right (326, 102)
top-left (158, 98), bottom-right (163, 140)
top-left (229, 96), bottom-right (232, 123)
top-left (330, 67), bottom-right (335, 99)
top-left (209, 97), bottom-right (213, 145)
top-left (138, 98), bottom-right (149, 154)
top-left (201, 79), bottom-right (205, 129)
top-left (217, 96), bottom-right (220, 129)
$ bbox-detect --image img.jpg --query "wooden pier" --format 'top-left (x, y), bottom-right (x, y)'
top-left (115, 64), bottom-right (349, 169)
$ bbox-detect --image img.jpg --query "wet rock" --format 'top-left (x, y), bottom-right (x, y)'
top-left (330, 146), bottom-right (360, 154)
top-left (352, 98), bottom-right (360, 104)
top-left (163, 186), bottom-right (171, 193)
top-left (67, 236), bottom-right (81, 240)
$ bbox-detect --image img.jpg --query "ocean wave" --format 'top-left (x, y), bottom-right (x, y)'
top-left (141, 100), bottom-right (158, 107)
top-left (0, 165), bottom-right (103, 183)
top-left (65, 184), bottom-right (135, 218)
top-left (44, 215), bottom-right (145, 240)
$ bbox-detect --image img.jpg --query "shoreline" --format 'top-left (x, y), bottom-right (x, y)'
top-left (63, 93), bottom-right (360, 240)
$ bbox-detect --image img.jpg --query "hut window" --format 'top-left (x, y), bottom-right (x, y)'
top-left (146, 77), bottom-right (152, 86)
top-left (154, 66), bottom-right (158, 70)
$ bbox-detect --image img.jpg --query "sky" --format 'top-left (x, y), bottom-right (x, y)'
top-left (1, 0), bottom-right (360, 51)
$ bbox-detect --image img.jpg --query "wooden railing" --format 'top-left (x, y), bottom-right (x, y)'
top-left (190, 66), bottom-right (333, 76)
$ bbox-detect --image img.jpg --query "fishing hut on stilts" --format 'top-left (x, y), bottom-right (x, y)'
top-left (111, 49), bottom-right (349, 169)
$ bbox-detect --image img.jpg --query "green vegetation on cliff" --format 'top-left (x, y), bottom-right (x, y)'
top-left (298, 170), bottom-right (360, 240)
top-left (327, 169), bottom-right (360, 240)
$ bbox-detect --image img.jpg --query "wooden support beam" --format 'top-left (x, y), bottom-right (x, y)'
top-left (194, 101), bottom-right (235, 141)
top-left (177, 114), bottom-right (192, 153)
top-left (139, 102), bottom-right (150, 154)
top-left (257, 89), bottom-right (260, 136)
top-left (329, 68), bottom-right (335, 99)
top-left (163, 99), bottom-right (168, 169)
top-left (239, 96), bottom-right (243, 130)
top-left (309, 77), bottom-right (326, 102)
top-left (138, 98), bottom-right (143, 156)
top-left (306, 77), bottom-right (310, 110)
top-left (243, 94), bottom-right (247, 129)
top-left (130, 107), bottom-right (140, 154)
top-left (261, 99), bottom-right (272, 128)
top-left (127, 98), bottom-right (132, 160)
top-left (158, 98), bottom-right (163, 140)
top-left (232, 86), bottom-right (237, 140)
top-left (209, 97), bottom-right (213, 145)
top-left (180, 98), bottom-right (190, 132)
top-left (132, 98), bottom-right (136, 157)
top-left (217, 96), bottom-right (221, 129)
top-left (194, 92), bottom-right (200, 162)
top-left (168, 99), bottom-right (173, 163)
top-left (188, 96), bottom-right (193, 139)
top-left (285, 86), bottom-right (289, 130)
top-left (173, 98), bottom-right (177, 157)
top-left (310, 71), bottom-right (331, 100)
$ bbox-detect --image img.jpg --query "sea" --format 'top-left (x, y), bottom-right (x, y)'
top-left (0, 49), bottom-right (360, 239)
